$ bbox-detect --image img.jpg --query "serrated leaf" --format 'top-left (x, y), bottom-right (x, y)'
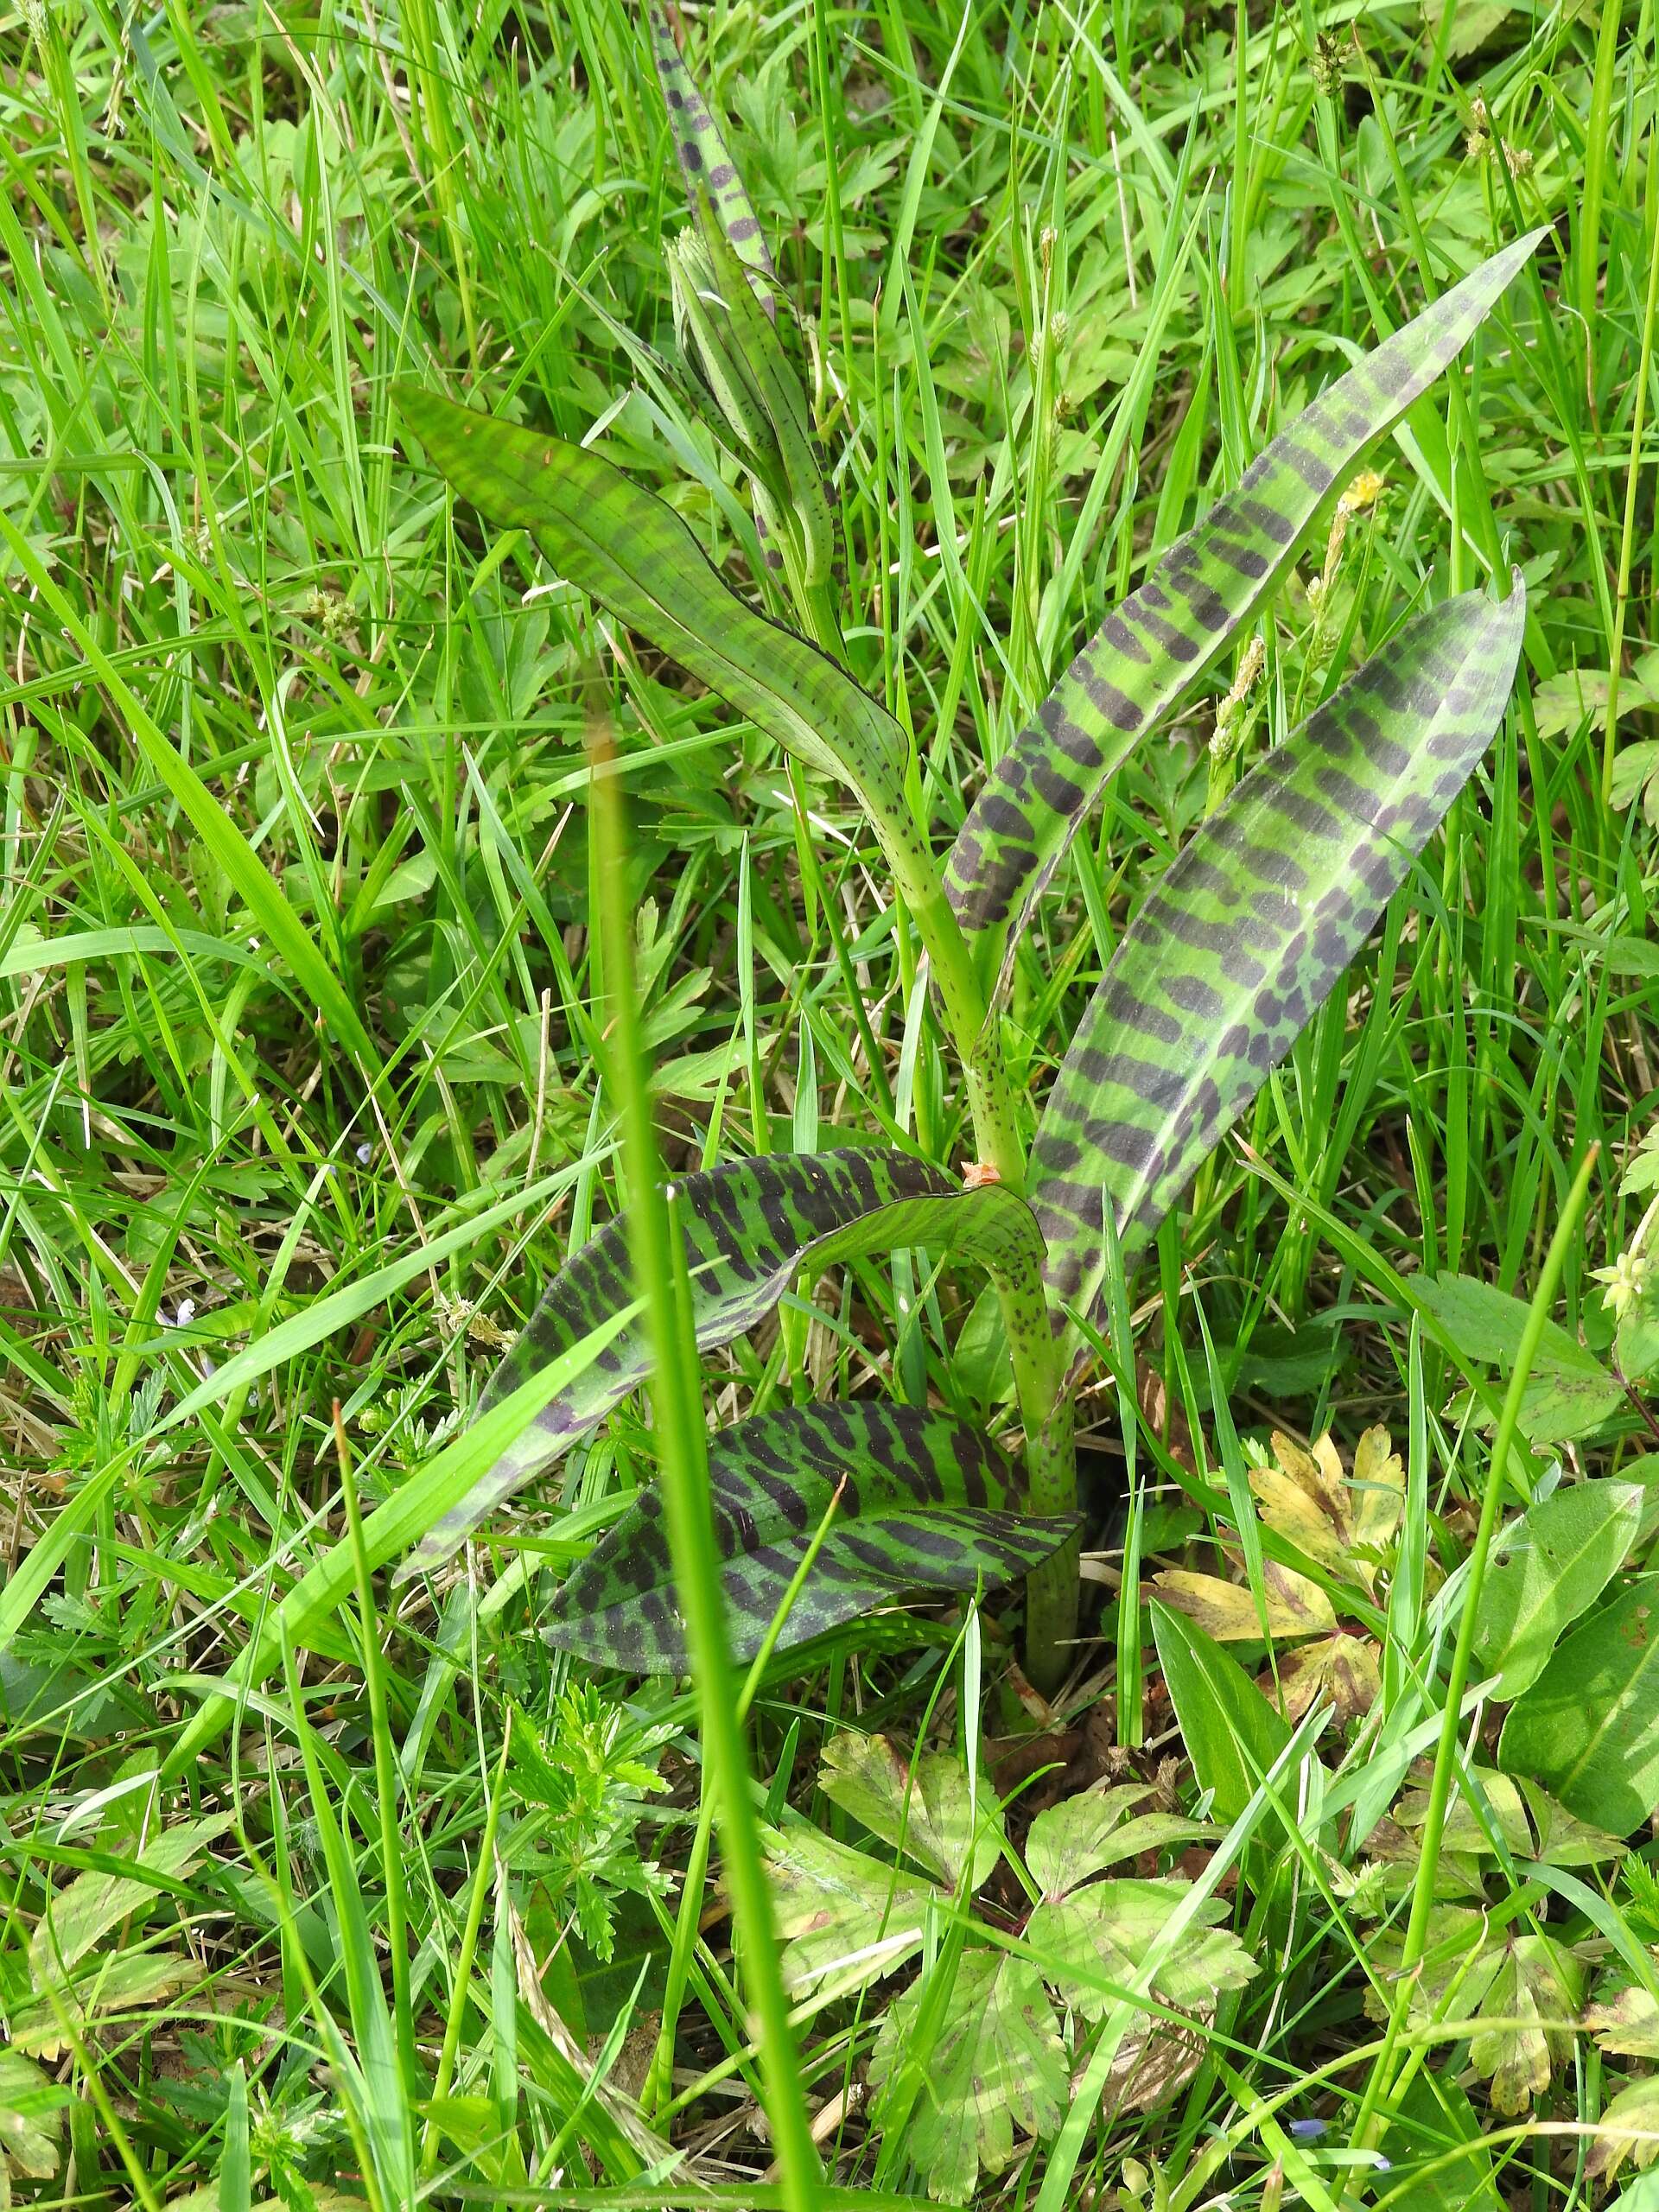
top-left (394, 385), bottom-right (919, 863)
top-left (868, 1950), bottom-right (1067, 2203)
top-left (945, 228), bottom-right (1544, 981)
top-left (1500, 1576), bottom-right (1659, 1834)
top-left (1030, 583), bottom-right (1527, 1317)
top-left (1392, 1765), bottom-right (1534, 1859)
top-left (1027, 1875), bottom-right (1256, 2024)
top-left (29, 1813), bottom-right (234, 1990)
top-left (1414, 1271), bottom-right (1624, 1445)
top-left (645, 4), bottom-right (774, 302)
top-left (1588, 2074), bottom-right (1659, 2184)
top-left (1473, 1480), bottom-right (1642, 1698)
top-left (1586, 1964), bottom-right (1659, 2063)
top-left (1250, 1426), bottom-right (1402, 1591)
top-left (763, 1822), bottom-right (936, 2002)
top-left (406, 1149), bottom-right (1046, 1573)
top-left (1516, 1776), bottom-right (1626, 1867)
top-left (0, 2048), bottom-right (67, 2180)
top-left (1364, 1908), bottom-right (1583, 2113)
top-left (13, 1950), bottom-right (207, 2060)
top-left (1024, 1787), bottom-right (1210, 1895)
top-left (543, 1402), bottom-right (1074, 1673)
top-left (818, 1732), bottom-right (1005, 1891)
top-left (1533, 667), bottom-right (1659, 742)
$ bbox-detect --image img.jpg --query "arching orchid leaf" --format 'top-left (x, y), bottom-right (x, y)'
top-left (1030, 579), bottom-right (1527, 1324)
top-left (946, 229), bottom-right (1546, 991)
top-left (543, 1402), bottom-right (1077, 1671)
top-left (394, 384), bottom-right (913, 862)
top-left (403, 1150), bottom-right (1046, 1575)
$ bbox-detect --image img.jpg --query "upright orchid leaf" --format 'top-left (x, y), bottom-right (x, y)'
top-left (646, 3), bottom-right (775, 307)
top-left (1031, 580), bottom-right (1526, 1322)
top-left (395, 385), bottom-right (915, 863)
top-left (404, 1149), bottom-right (1046, 1574)
top-left (543, 1403), bottom-right (1077, 1671)
top-left (946, 228), bottom-right (1545, 985)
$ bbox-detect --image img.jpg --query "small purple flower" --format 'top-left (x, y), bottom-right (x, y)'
top-left (1287, 2118), bottom-right (1328, 2141)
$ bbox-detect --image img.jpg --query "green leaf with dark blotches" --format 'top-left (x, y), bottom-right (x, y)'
top-left (645, 4), bottom-right (774, 302)
top-left (405, 1150), bottom-right (1047, 1574)
top-left (393, 385), bottom-right (916, 866)
top-left (543, 1403), bottom-right (1077, 1672)
top-left (946, 228), bottom-right (1544, 986)
top-left (1030, 582), bottom-right (1526, 1321)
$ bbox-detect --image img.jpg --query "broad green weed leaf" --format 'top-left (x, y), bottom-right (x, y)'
top-left (946, 228), bottom-right (1544, 979)
top-left (1030, 582), bottom-right (1527, 1319)
top-left (868, 1950), bottom-right (1066, 2202)
top-left (395, 385), bottom-right (918, 858)
top-left (1150, 1599), bottom-right (1293, 1823)
top-left (1473, 1480), bottom-right (1642, 1698)
top-left (1414, 1271), bottom-right (1624, 1444)
top-left (410, 1149), bottom-right (1046, 1573)
top-left (819, 1731), bottom-right (1005, 1891)
top-left (764, 1822), bottom-right (936, 2002)
top-left (543, 1404), bottom-right (1077, 1672)
top-left (1500, 1576), bottom-right (1659, 1834)
top-left (645, 4), bottom-right (774, 300)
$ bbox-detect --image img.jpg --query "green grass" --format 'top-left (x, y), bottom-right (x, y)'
top-left (1, 0), bottom-right (1656, 2206)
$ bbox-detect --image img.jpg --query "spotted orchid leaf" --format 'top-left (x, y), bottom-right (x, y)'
top-left (543, 1403), bottom-right (1077, 1672)
top-left (404, 1150), bottom-right (1046, 1575)
top-left (946, 228), bottom-right (1546, 988)
top-left (395, 385), bottom-right (920, 880)
top-left (1030, 579), bottom-right (1527, 1324)
top-left (646, 3), bottom-right (775, 308)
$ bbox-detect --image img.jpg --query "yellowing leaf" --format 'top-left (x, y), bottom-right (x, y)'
top-left (0, 2049), bottom-right (67, 2180)
top-left (1267, 1631), bottom-right (1381, 1724)
top-left (1152, 1565), bottom-right (1336, 1643)
top-left (1364, 1908), bottom-right (1584, 2111)
top-left (1467, 1936), bottom-right (1585, 2113)
top-left (1586, 1972), bottom-right (1659, 2063)
top-left (1586, 2074), bottom-right (1659, 2183)
top-left (1252, 1425), bottom-right (1402, 1591)
top-left (1024, 1787), bottom-right (1210, 1896)
top-left (1028, 1876), bottom-right (1256, 2024)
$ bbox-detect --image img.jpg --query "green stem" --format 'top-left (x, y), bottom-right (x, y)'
top-left (588, 717), bottom-right (823, 2212)
top-left (1347, 1143), bottom-right (1599, 2188)
top-left (886, 832), bottom-right (1081, 1684)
